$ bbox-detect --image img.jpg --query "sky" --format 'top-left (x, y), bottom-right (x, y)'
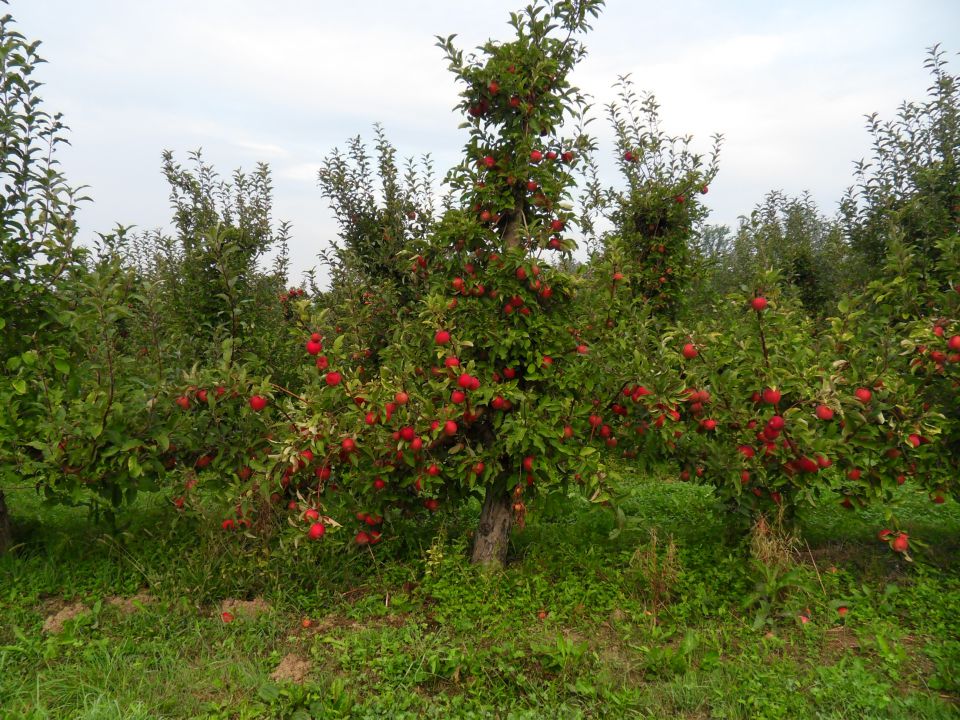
top-left (10, 0), bottom-right (960, 283)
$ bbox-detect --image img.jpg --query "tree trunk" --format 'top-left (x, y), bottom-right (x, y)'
top-left (471, 483), bottom-right (514, 567)
top-left (0, 488), bottom-right (11, 555)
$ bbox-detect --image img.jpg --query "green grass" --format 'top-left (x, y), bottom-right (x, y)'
top-left (1, 478), bottom-right (958, 719)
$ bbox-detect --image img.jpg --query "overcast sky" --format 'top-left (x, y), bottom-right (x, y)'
top-left (11, 1), bottom-right (960, 282)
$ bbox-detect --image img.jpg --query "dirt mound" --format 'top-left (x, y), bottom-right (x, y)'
top-left (42, 602), bottom-right (90, 634)
top-left (270, 653), bottom-right (312, 684)
top-left (106, 590), bottom-right (153, 614)
top-left (219, 597), bottom-right (271, 620)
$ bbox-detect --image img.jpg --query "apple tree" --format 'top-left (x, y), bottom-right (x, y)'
top-left (250, 0), bottom-right (620, 566)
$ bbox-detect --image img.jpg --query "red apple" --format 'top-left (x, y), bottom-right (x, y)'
top-left (249, 395), bottom-right (267, 411)
top-left (761, 387), bottom-right (781, 405)
top-left (891, 532), bottom-right (909, 553)
top-left (815, 405), bottom-right (834, 421)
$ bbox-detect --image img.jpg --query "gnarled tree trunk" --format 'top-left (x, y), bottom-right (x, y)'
top-left (0, 489), bottom-right (11, 555)
top-left (471, 483), bottom-right (514, 567)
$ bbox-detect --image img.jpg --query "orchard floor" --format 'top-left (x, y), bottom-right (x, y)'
top-left (1, 476), bottom-right (959, 720)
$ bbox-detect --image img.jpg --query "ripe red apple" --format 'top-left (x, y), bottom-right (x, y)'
top-left (249, 395), bottom-right (267, 411)
top-left (341, 437), bottom-right (357, 453)
top-left (444, 420), bottom-right (458, 436)
top-left (815, 405), bottom-right (834, 421)
top-left (196, 389), bottom-right (208, 404)
top-left (304, 508), bottom-right (320, 522)
top-left (750, 296), bottom-right (768, 312)
top-left (682, 343), bottom-right (698, 359)
top-left (487, 80), bottom-right (499, 94)
top-left (891, 532), bottom-right (909, 553)
top-left (545, 150), bottom-right (557, 160)
top-left (848, 468), bottom-right (862, 481)
top-left (435, 329), bottom-right (451, 345)
top-left (325, 372), bottom-right (342, 387)
top-left (761, 387), bottom-right (781, 405)
top-left (797, 456), bottom-right (819, 473)
top-left (562, 425), bottom-right (574, 439)
top-left (451, 390), bottom-right (466, 404)
top-left (306, 339), bottom-right (322, 355)
top-left (837, 606), bottom-right (848, 618)
top-left (427, 463), bottom-right (440, 476)
top-left (767, 415), bottom-right (785, 431)
top-left (522, 456), bottom-right (534, 472)
top-left (561, 150), bottom-right (574, 163)
top-left (529, 150), bottom-right (543, 163)
top-left (482, 155), bottom-right (495, 168)
top-left (854, 387), bottom-right (872, 403)
top-left (373, 478), bottom-right (386, 491)
top-left (395, 391), bottom-right (409, 405)
top-left (701, 419), bottom-right (717, 431)
top-left (948, 335), bottom-right (960, 351)
top-left (175, 395), bottom-right (190, 410)
top-left (355, 531), bottom-right (371, 545)
top-left (550, 219), bottom-right (564, 232)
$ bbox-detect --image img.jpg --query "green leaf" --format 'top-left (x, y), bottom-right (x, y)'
top-left (12, 379), bottom-right (27, 395)
top-left (257, 683), bottom-right (281, 702)
top-left (54, 359), bottom-right (70, 374)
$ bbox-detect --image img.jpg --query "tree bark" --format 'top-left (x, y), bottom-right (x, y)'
top-left (0, 488), bottom-right (11, 555)
top-left (471, 483), bottom-right (514, 567)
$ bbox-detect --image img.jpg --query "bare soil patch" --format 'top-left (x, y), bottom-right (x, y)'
top-left (106, 590), bottom-right (153, 614)
top-left (41, 602), bottom-right (89, 634)
top-left (219, 597), bottom-right (271, 620)
top-left (270, 653), bottom-right (312, 684)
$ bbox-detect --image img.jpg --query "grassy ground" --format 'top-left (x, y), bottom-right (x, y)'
top-left (1, 477), bottom-right (958, 719)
